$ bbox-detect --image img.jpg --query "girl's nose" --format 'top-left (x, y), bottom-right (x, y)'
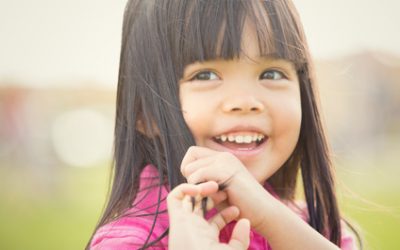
top-left (222, 95), bottom-right (265, 114)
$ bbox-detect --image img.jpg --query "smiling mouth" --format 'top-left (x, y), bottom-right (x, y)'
top-left (212, 133), bottom-right (267, 151)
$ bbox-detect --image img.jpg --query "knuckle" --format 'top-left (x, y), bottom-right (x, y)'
top-left (187, 171), bottom-right (202, 184)
top-left (180, 165), bottom-right (187, 176)
top-left (166, 192), bottom-right (174, 203)
top-left (187, 175), bottom-right (195, 184)
top-left (183, 162), bottom-right (193, 175)
top-left (187, 145), bottom-right (197, 153)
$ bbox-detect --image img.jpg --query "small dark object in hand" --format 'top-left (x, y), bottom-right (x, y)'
top-left (191, 178), bottom-right (231, 218)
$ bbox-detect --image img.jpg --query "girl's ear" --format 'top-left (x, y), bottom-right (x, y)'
top-left (136, 119), bottom-right (160, 138)
top-left (136, 119), bottom-right (146, 134)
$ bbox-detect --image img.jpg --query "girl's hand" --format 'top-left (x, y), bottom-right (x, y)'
top-left (167, 181), bottom-right (250, 250)
top-left (180, 146), bottom-right (273, 232)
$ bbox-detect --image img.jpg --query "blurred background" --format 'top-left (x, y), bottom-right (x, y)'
top-left (0, 0), bottom-right (399, 249)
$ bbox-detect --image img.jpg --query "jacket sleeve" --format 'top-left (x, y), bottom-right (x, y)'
top-left (90, 217), bottom-right (167, 250)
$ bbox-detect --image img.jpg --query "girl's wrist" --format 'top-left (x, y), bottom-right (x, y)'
top-left (230, 173), bottom-right (279, 233)
top-left (251, 187), bottom-right (281, 234)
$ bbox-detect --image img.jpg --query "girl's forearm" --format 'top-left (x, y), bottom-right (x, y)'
top-left (256, 191), bottom-right (339, 250)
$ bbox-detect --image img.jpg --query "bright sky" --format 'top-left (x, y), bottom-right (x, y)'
top-left (1, 0), bottom-right (399, 87)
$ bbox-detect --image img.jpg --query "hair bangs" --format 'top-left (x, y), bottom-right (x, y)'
top-left (169, 0), bottom-right (247, 71)
top-left (167, 0), bottom-right (308, 77)
top-left (250, 0), bottom-right (308, 66)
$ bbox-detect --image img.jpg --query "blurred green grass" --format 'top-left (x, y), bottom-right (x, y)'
top-left (342, 194), bottom-right (400, 250)
top-left (0, 157), bottom-right (399, 250)
top-left (0, 165), bottom-right (109, 250)
top-left (337, 156), bottom-right (400, 250)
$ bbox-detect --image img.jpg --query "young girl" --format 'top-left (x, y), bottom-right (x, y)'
top-left (87, 0), bottom-right (360, 249)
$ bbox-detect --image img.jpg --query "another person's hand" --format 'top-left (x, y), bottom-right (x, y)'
top-left (167, 181), bottom-right (250, 250)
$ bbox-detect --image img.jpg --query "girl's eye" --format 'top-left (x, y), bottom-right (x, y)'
top-left (191, 71), bottom-right (220, 81)
top-left (260, 70), bottom-right (286, 80)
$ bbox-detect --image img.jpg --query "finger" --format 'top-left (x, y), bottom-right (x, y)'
top-left (186, 167), bottom-right (209, 184)
top-left (192, 195), bottom-right (205, 216)
top-left (202, 197), bottom-right (210, 216)
top-left (215, 200), bottom-right (230, 212)
top-left (167, 183), bottom-right (200, 209)
top-left (196, 181), bottom-right (218, 196)
top-left (187, 167), bottom-right (226, 184)
top-left (209, 206), bottom-right (240, 232)
top-left (181, 146), bottom-right (217, 172)
top-left (199, 196), bottom-right (226, 217)
top-left (181, 156), bottom-right (214, 178)
top-left (187, 166), bottom-right (238, 188)
top-left (208, 191), bottom-right (228, 207)
top-left (197, 196), bottom-right (215, 216)
top-left (228, 218), bottom-right (250, 250)
top-left (193, 181), bottom-right (218, 216)
top-left (182, 195), bottom-right (194, 212)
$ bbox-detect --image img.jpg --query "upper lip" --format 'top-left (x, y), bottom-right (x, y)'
top-left (212, 125), bottom-right (268, 137)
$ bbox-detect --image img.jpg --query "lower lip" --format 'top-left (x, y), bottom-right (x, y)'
top-left (209, 138), bottom-right (268, 159)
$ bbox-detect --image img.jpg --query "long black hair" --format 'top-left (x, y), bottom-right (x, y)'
top-left (87, 0), bottom-right (358, 248)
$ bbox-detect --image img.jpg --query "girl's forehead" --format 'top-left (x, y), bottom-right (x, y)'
top-left (239, 20), bottom-right (267, 60)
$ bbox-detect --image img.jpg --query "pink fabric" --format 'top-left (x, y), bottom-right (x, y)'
top-left (90, 165), bottom-right (356, 249)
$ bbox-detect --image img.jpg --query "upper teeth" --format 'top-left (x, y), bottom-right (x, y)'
top-left (215, 134), bottom-right (265, 144)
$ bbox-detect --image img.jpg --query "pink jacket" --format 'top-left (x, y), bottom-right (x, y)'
top-left (90, 165), bottom-right (356, 249)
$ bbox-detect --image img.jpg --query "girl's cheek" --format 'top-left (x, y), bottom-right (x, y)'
top-left (270, 97), bottom-right (301, 134)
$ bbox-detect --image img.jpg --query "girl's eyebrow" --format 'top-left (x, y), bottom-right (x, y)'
top-left (182, 57), bottom-right (296, 77)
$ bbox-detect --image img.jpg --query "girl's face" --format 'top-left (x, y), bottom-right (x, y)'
top-left (179, 26), bottom-right (302, 184)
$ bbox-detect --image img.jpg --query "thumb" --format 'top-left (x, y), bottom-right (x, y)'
top-left (228, 218), bottom-right (250, 250)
